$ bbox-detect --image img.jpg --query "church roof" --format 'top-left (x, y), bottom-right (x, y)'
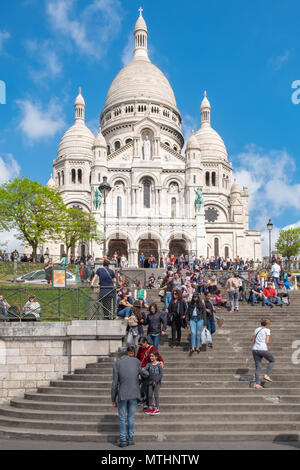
top-left (104, 10), bottom-right (177, 109)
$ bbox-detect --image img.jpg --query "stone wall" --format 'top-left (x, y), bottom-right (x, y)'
top-left (0, 320), bottom-right (126, 404)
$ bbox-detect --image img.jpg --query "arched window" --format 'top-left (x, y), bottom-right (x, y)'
top-left (78, 169), bottom-right (82, 184)
top-left (61, 171), bottom-right (64, 185)
top-left (71, 169), bottom-right (76, 183)
top-left (173, 145), bottom-right (178, 151)
top-left (98, 173), bottom-right (101, 183)
top-left (114, 141), bottom-right (121, 151)
top-left (193, 175), bottom-right (196, 184)
top-left (89, 172), bottom-right (91, 184)
top-left (171, 197), bottom-right (176, 218)
top-left (214, 238), bottom-right (219, 258)
top-left (225, 246), bottom-right (229, 258)
top-left (58, 173), bottom-right (61, 186)
top-left (212, 172), bottom-right (216, 186)
top-left (107, 145), bottom-right (111, 155)
top-left (205, 172), bottom-right (210, 186)
top-left (143, 179), bottom-right (151, 208)
top-left (117, 196), bottom-right (122, 217)
top-left (125, 138), bottom-right (132, 144)
top-left (164, 142), bottom-right (170, 147)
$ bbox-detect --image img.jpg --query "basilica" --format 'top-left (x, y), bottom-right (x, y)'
top-left (47, 9), bottom-right (261, 267)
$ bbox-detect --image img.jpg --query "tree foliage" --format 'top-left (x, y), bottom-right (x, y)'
top-left (0, 178), bottom-right (66, 261)
top-left (275, 228), bottom-right (300, 259)
top-left (61, 208), bottom-right (101, 256)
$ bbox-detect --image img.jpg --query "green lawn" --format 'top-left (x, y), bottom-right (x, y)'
top-left (0, 284), bottom-right (101, 322)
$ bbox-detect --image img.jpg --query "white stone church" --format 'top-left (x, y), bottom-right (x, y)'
top-left (47, 9), bottom-right (261, 267)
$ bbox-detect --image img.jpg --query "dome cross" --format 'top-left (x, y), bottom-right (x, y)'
top-left (139, 6), bottom-right (143, 16)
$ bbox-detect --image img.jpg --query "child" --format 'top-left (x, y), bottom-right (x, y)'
top-left (143, 350), bottom-right (163, 415)
top-left (214, 290), bottom-right (227, 308)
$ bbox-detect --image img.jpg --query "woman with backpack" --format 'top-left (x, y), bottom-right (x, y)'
top-left (186, 293), bottom-right (207, 354)
top-left (167, 289), bottom-right (188, 348)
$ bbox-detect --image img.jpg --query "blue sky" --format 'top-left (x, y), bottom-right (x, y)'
top-left (0, 0), bottom-right (300, 252)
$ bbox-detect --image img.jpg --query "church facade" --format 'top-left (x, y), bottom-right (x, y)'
top-left (47, 10), bottom-right (262, 266)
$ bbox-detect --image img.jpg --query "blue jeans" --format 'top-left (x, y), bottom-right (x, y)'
top-left (189, 318), bottom-right (204, 349)
top-left (117, 306), bottom-right (133, 318)
top-left (207, 319), bottom-right (216, 335)
top-left (117, 399), bottom-right (138, 444)
top-left (164, 293), bottom-right (172, 310)
top-left (147, 334), bottom-right (161, 349)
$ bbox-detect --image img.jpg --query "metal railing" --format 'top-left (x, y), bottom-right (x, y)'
top-left (0, 286), bottom-right (117, 322)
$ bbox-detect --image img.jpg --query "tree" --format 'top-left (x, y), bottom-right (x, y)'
top-left (61, 208), bottom-right (102, 257)
top-left (275, 228), bottom-right (300, 266)
top-left (0, 178), bottom-right (66, 261)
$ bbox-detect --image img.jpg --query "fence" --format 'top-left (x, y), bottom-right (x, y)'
top-left (0, 286), bottom-right (117, 322)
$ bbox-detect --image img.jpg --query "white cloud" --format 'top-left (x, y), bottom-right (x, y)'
top-left (46, 0), bottom-right (123, 60)
top-left (122, 32), bottom-right (134, 66)
top-left (0, 154), bottom-right (21, 184)
top-left (0, 231), bottom-right (24, 255)
top-left (233, 145), bottom-right (300, 221)
top-left (269, 50), bottom-right (290, 71)
top-left (17, 99), bottom-right (66, 141)
top-left (0, 31), bottom-right (10, 54)
top-left (26, 40), bottom-right (62, 82)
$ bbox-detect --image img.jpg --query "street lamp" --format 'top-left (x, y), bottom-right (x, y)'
top-left (267, 218), bottom-right (273, 264)
top-left (99, 176), bottom-right (111, 258)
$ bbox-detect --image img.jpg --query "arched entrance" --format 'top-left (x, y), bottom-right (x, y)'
top-left (108, 239), bottom-right (128, 260)
top-left (139, 240), bottom-right (159, 268)
top-left (169, 239), bottom-right (187, 258)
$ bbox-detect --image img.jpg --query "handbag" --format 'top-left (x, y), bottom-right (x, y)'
top-left (201, 327), bottom-right (212, 345)
top-left (158, 289), bottom-right (165, 297)
top-left (217, 316), bottom-right (224, 328)
top-left (127, 315), bottom-right (138, 327)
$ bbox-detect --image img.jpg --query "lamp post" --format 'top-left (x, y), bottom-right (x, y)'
top-left (267, 218), bottom-right (273, 265)
top-left (99, 176), bottom-right (111, 258)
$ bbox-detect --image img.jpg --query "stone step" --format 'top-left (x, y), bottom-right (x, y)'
top-left (25, 392), bottom-right (300, 404)
top-left (1, 406), bottom-right (300, 423)
top-left (0, 427), bottom-right (299, 442)
top-left (49, 380), bottom-right (300, 390)
top-left (10, 399), bottom-right (300, 413)
top-left (67, 373), bottom-right (300, 381)
top-left (77, 367), bottom-right (300, 375)
top-left (37, 386), bottom-right (300, 396)
top-left (0, 415), bottom-right (299, 432)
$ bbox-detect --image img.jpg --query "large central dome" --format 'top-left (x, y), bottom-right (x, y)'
top-left (104, 9), bottom-right (177, 110)
top-left (105, 60), bottom-right (177, 108)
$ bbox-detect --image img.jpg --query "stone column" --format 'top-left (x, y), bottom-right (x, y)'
top-left (196, 205), bottom-right (207, 258)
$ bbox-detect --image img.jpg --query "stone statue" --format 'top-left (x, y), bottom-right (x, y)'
top-left (93, 187), bottom-right (102, 211)
top-left (143, 135), bottom-right (151, 159)
top-left (194, 187), bottom-right (203, 213)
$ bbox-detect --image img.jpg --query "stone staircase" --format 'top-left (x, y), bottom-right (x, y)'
top-left (0, 290), bottom-right (299, 443)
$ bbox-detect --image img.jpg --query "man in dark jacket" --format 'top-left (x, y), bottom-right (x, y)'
top-left (111, 346), bottom-right (148, 447)
top-left (144, 303), bottom-right (167, 349)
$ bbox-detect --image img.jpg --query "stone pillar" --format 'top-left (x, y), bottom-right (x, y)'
top-left (128, 249), bottom-right (138, 268)
top-left (196, 205), bottom-right (207, 258)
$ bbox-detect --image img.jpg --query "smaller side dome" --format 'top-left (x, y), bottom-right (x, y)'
top-left (186, 133), bottom-right (200, 151)
top-left (94, 128), bottom-right (107, 148)
top-left (231, 180), bottom-right (240, 194)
